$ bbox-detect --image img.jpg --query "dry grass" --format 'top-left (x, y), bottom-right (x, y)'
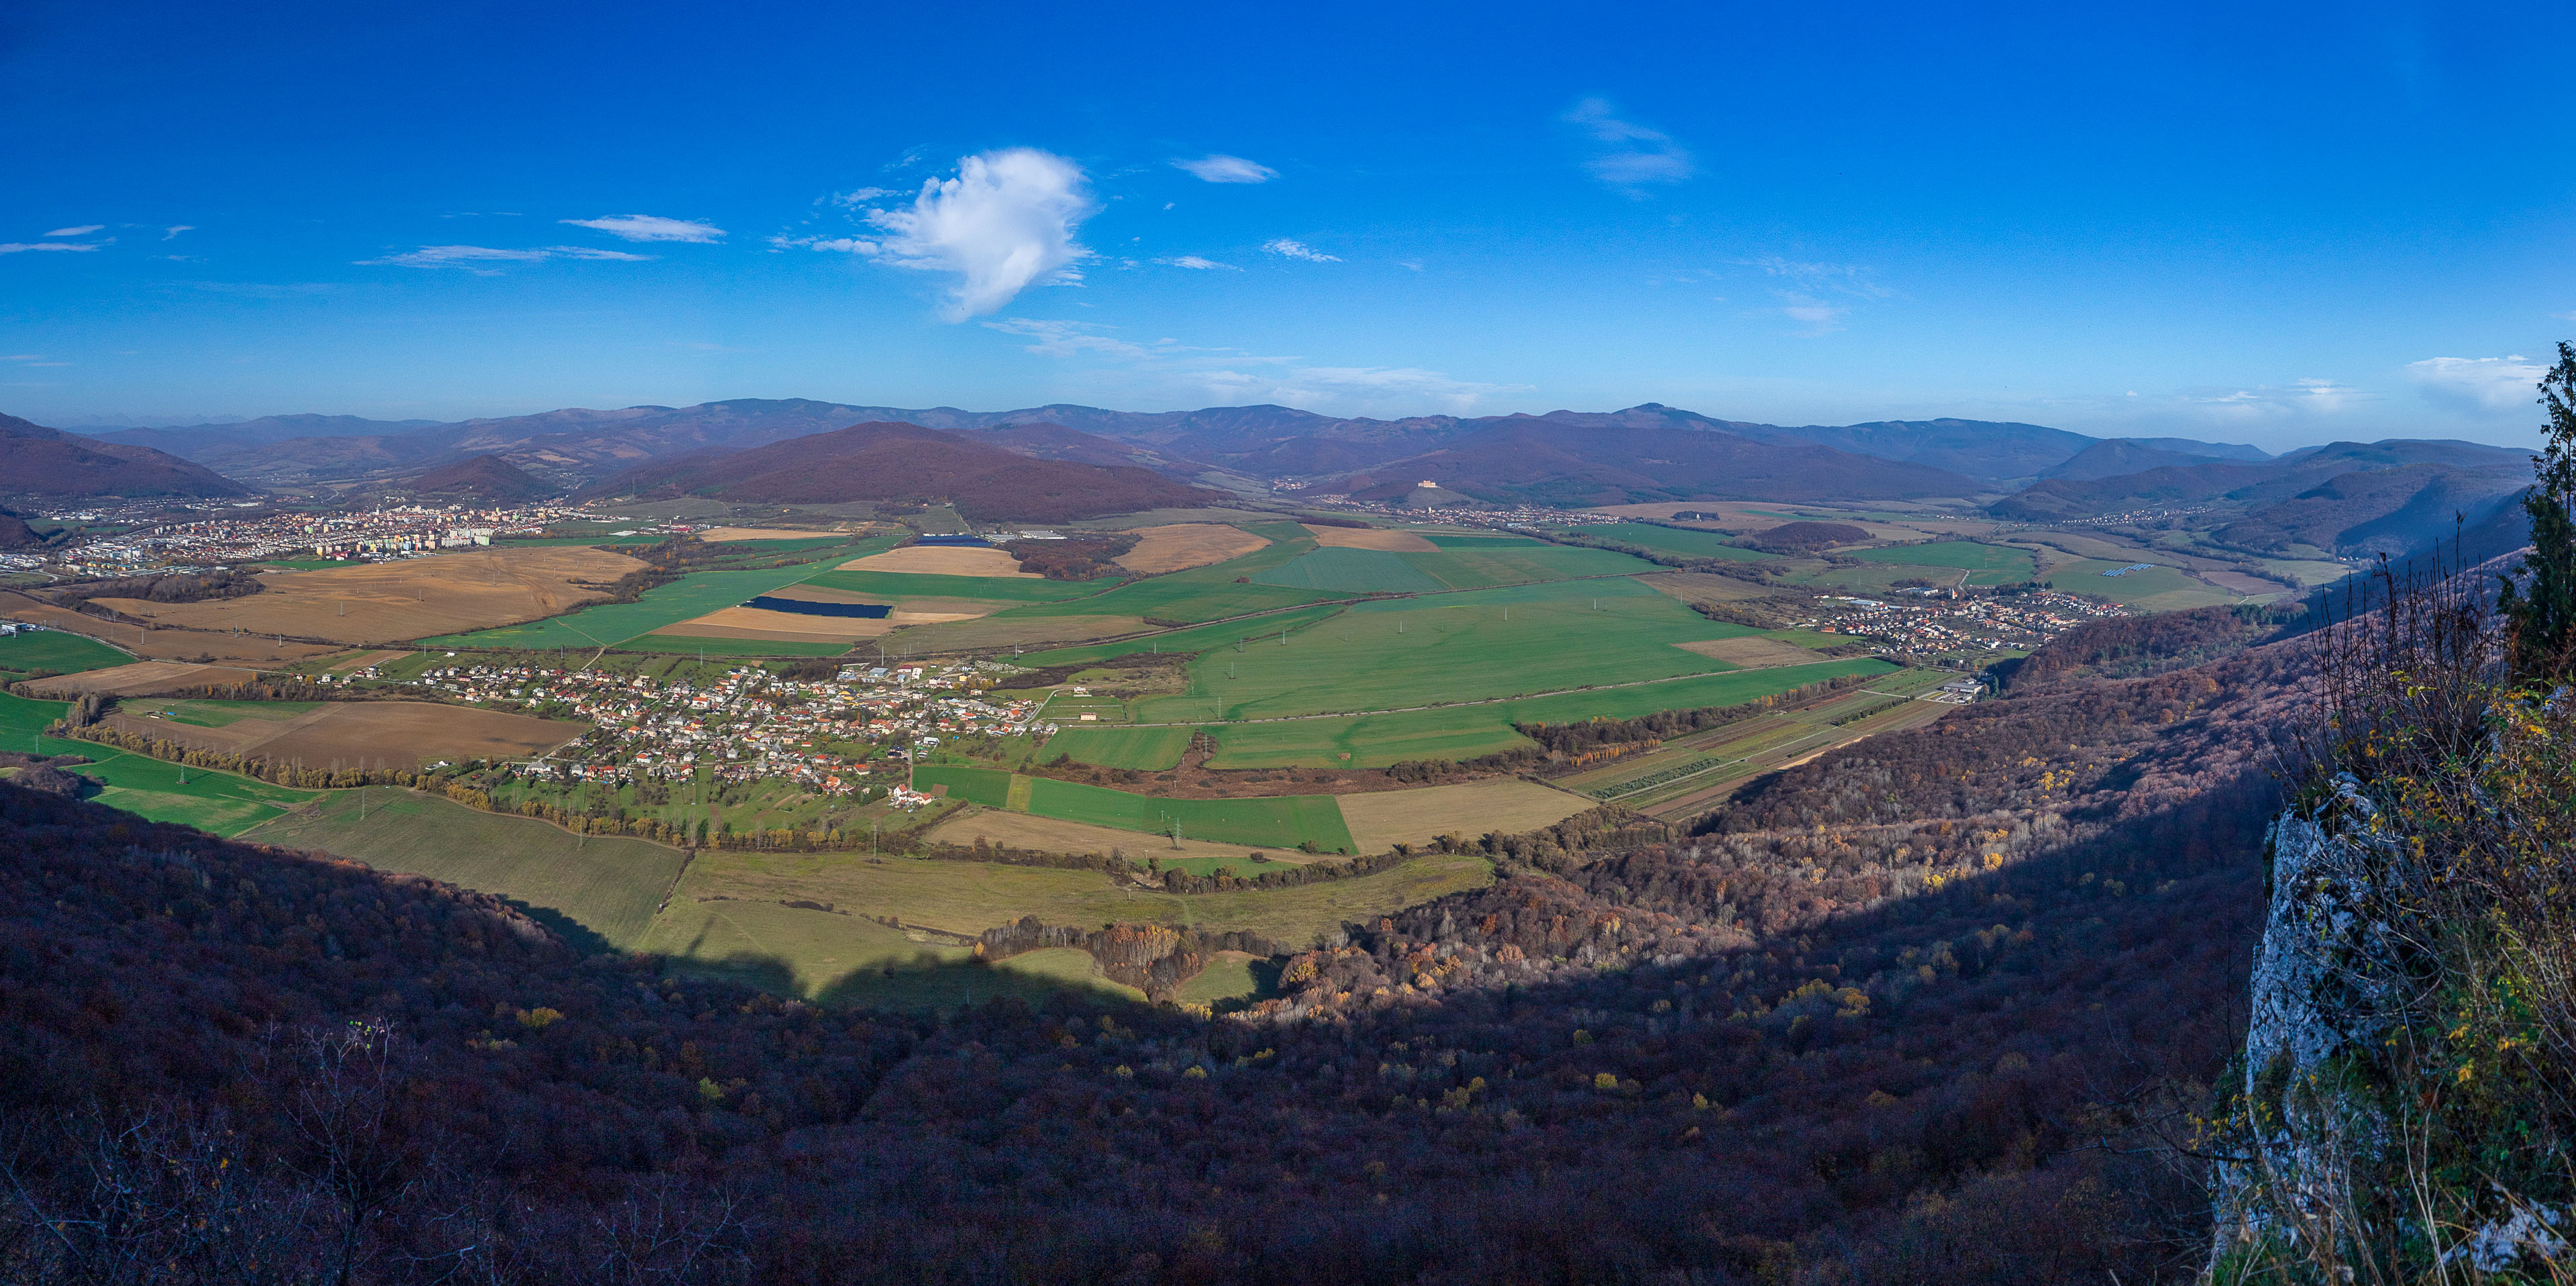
top-left (83, 546), bottom-right (646, 646)
top-left (0, 591), bottom-right (340, 665)
top-left (922, 807), bottom-right (1324, 864)
top-left (1304, 524), bottom-right (1437, 552)
top-left (23, 660), bottom-right (263, 697)
top-left (698, 526), bottom-right (842, 540)
top-left (653, 605), bottom-right (983, 642)
top-left (109, 700), bottom-right (588, 769)
top-left (1115, 524), bottom-right (1272, 574)
top-left (1337, 779), bottom-right (1595, 854)
top-left (328, 649), bottom-right (408, 672)
top-left (1673, 636), bottom-right (1826, 667)
top-left (890, 614), bottom-right (1153, 653)
top-left (839, 546), bottom-right (1037, 577)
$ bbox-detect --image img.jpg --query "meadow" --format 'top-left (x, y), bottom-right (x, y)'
top-left (1015, 603), bottom-right (1349, 666)
top-left (1, 687), bottom-right (322, 833)
top-left (639, 899), bottom-right (1145, 1007)
top-left (1200, 657), bottom-right (1898, 767)
top-left (2044, 558), bottom-right (2241, 609)
top-left (1131, 577), bottom-right (1761, 724)
top-left (242, 787), bottom-right (686, 950)
top-left (422, 563), bottom-right (839, 650)
top-left (1045, 724), bottom-right (1193, 769)
top-left (912, 764), bottom-right (1359, 851)
top-left (0, 629), bottom-right (130, 679)
top-left (798, 568), bottom-right (1111, 603)
top-left (1000, 524), bottom-right (1337, 624)
top-left (1567, 523), bottom-right (1769, 561)
top-left (1847, 540), bottom-right (2036, 583)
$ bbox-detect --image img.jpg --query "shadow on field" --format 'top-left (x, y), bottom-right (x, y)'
top-left (664, 946), bottom-right (1147, 1011)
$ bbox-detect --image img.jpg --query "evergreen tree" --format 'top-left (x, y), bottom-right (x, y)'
top-left (2502, 340), bottom-right (2576, 681)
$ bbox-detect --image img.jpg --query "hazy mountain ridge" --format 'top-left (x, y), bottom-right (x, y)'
top-left (0, 413), bottom-right (254, 499)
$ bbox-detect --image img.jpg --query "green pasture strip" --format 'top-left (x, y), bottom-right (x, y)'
top-left (1203, 658), bottom-right (1898, 769)
top-left (612, 636), bottom-right (852, 658)
top-left (243, 788), bottom-right (685, 950)
top-left (9, 701), bottom-right (321, 835)
top-left (1132, 577), bottom-right (1762, 724)
top-left (1047, 725), bottom-right (1193, 770)
top-left (1565, 524), bottom-right (1769, 561)
top-left (0, 691), bottom-right (67, 746)
top-left (798, 568), bottom-right (1112, 603)
top-left (1847, 540), bottom-right (2035, 573)
top-left (147, 699), bottom-right (319, 728)
top-left (1396, 545), bottom-right (1664, 589)
top-left (0, 630), bottom-right (132, 677)
top-left (1004, 532), bottom-right (1331, 624)
top-left (1420, 534), bottom-right (1545, 548)
top-left (419, 563), bottom-right (834, 650)
top-left (1253, 547), bottom-right (1445, 593)
top-left (912, 764), bottom-right (1015, 807)
top-left (1023, 778), bottom-right (1357, 852)
top-left (1015, 605), bottom-right (1348, 666)
top-left (2043, 559), bottom-right (2240, 610)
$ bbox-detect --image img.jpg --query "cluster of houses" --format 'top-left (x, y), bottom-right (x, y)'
top-left (410, 659), bottom-right (1054, 805)
top-left (1796, 589), bottom-right (2125, 655)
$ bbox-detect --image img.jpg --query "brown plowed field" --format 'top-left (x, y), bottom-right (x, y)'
top-left (656, 605), bottom-right (982, 642)
top-left (106, 700), bottom-right (588, 770)
top-left (1303, 524), bottom-right (1437, 552)
top-left (838, 546), bottom-right (1035, 577)
top-left (0, 591), bottom-right (340, 665)
top-left (1673, 636), bottom-right (1826, 667)
top-left (79, 546), bottom-right (645, 646)
top-left (1115, 524), bottom-right (1271, 573)
top-left (1337, 779), bottom-right (1594, 854)
top-left (23, 661), bottom-right (264, 697)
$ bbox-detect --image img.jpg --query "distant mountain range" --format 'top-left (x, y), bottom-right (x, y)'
top-left (578, 422), bottom-right (1221, 523)
top-left (0, 413), bottom-right (251, 500)
top-left (16, 398), bottom-right (2538, 560)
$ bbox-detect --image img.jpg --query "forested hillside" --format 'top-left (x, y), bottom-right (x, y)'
top-left (0, 622), bottom-right (2306, 1283)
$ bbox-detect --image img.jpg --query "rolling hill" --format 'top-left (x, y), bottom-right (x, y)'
top-left (1332, 417), bottom-right (1983, 506)
top-left (576, 421), bottom-right (1223, 522)
top-left (401, 453), bottom-right (555, 502)
top-left (0, 412), bottom-right (254, 499)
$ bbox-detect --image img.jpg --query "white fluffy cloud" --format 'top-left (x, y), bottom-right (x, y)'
top-left (2406, 355), bottom-right (2548, 413)
top-left (1173, 155), bottom-right (1278, 183)
top-left (860, 148), bottom-right (1095, 321)
top-left (356, 244), bottom-right (654, 273)
top-left (1262, 238), bottom-right (1339, 262)
top-left (1156, 255), bottom-right (1238, 270)
top-left (559, 214), bottom-right (725, 242)
top-left (1565, 98), bottom-right (1693, 189)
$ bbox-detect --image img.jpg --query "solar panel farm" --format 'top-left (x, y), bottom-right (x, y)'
top-left (0, 501), bottom-right (2233, 1007)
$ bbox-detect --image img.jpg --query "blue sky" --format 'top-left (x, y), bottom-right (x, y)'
top-left (4, 0), bottom-right (2572, 448)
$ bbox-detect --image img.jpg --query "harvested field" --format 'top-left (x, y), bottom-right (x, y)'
top-left (884, 613), bottom-right (1151, 653)
top-left (2204, 570), bottom-right (2291, 597)
top-left (923, 808), bottom-right (1304, 865)
top-left (1337, 779), bottom-right (1596, 854)
top-left (752, 583), bottom-right (878, 605)
top-left (1304, 523), bottom-right (1437, 552)
top-left (1116, 524), bottom-right (1272, 574)
top-left (0, 628), bottom-right (130, 678)
top-left (839, 546), bottom-right (1036, 577)
top-left (1635, 571), bottom-right (1799, 606)
top-left (1673, 636), bottom-right (1826, 667)
top-left (22, 660), bottom-right (262, 697)
top-left (85, 546), bottom-right (646, 646)
top-left (108, 699), bottom-right (587, 769)
top-left (0, 590), bottom-right (339, 665)
top-left (699, 526), bottom-right (843, 541)
top-left (654, 605), bottom-right (981, 642)
top-left (329, 648), bottom-right (407, 672)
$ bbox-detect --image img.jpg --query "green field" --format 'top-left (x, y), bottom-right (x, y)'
top-left (796, 568), bottom-right (1113, 603)
top-left (1023, 778), bottom-right (1356, 852)
top-left (1131, 577), bottom-right (1758, 724)
top-left (1253, 547), bottom-right (1444, 593)
top-left (1849, 541), bottom-right (2035, 576)
top-left (640, 899), bottom-right (1146, 1006)
top-left (1568, 524), bottom-right (1769, 561)
top-left (1202, 657), bottom-right (1898, 767)
top-left (242, 787), bottom-right (686, 949)
top-left (1047, 725), bottom-right (1193, 770)
top-left (1420, 534), bottom-right (1547, 548)
top-left (422, 564), bottom-right (843, 650)
top-left (1017, 604), bottom-right (1349, 666)
top-left (147, 699), bottom-right (319, 728)
top-left (0, 630), bottom-right (130, 677)
top-left (913, 764), bottom-right (1013, 806)
top-left (1402, 545), bottom-right (1664, 589)
top-left (1002, 526), bottom-right (1337, 624)
top-left (2045, 559), bottom-right (2240, 610)
top-left (612, 635), bottom-right (852, 658)
top-left (3, 687), bottom-right (322, 834)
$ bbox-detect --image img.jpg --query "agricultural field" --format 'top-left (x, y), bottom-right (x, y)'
top-left (923, 809), bottom-right (1322, 872)
top-left (0, 629), bottom-right (129, 679)
top-left (798, 568), bottom-right (1107, 604)
top-left (1567, 523), bottom-right (1769, 561)
top-left (103, 545), bottom-right (649, 646)
top-left (1847, 540), bottom-right (2037, 585)
top-left (105, 699), bottom-right (588, 771)
top-left (913, 764), bottom-right (1359, 851)
top-left (1304, 524), bottom-right (1435, 551)
top-left (1017, 604), bottom-right (1349, 667)
top-left (1046, 724), bottom-right (1193, 770)
top-left (1, 690), bottom-right (320, 833)
top-left (0, 588), bottom-right (342, 666)
top-left (423, 563), bottom-right (835, 650)
top-left (839, 545), bottom-right (1039, 577)
top-left (1131, 577), bottom-right (1760, 724)
top-left (243, 787), bottom-right (687, 949)
top-left (1557, 668), bottom-right (1955, 815)
top-left (1253, 547), bottom-right (1445, 593)
top-left (640, 899), bottom-right (1144, 1007)
top-left (1335, 779), bottom-right (1594, 854)
top-left (1200, 657), bottom-right (1897, 768)
top-left (999, 524), bottom-right (1337, 624)
top-left (1117, 524), bottom-right (1274, 574)
top-left (2043, 558), bottom-right (2242, 610)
